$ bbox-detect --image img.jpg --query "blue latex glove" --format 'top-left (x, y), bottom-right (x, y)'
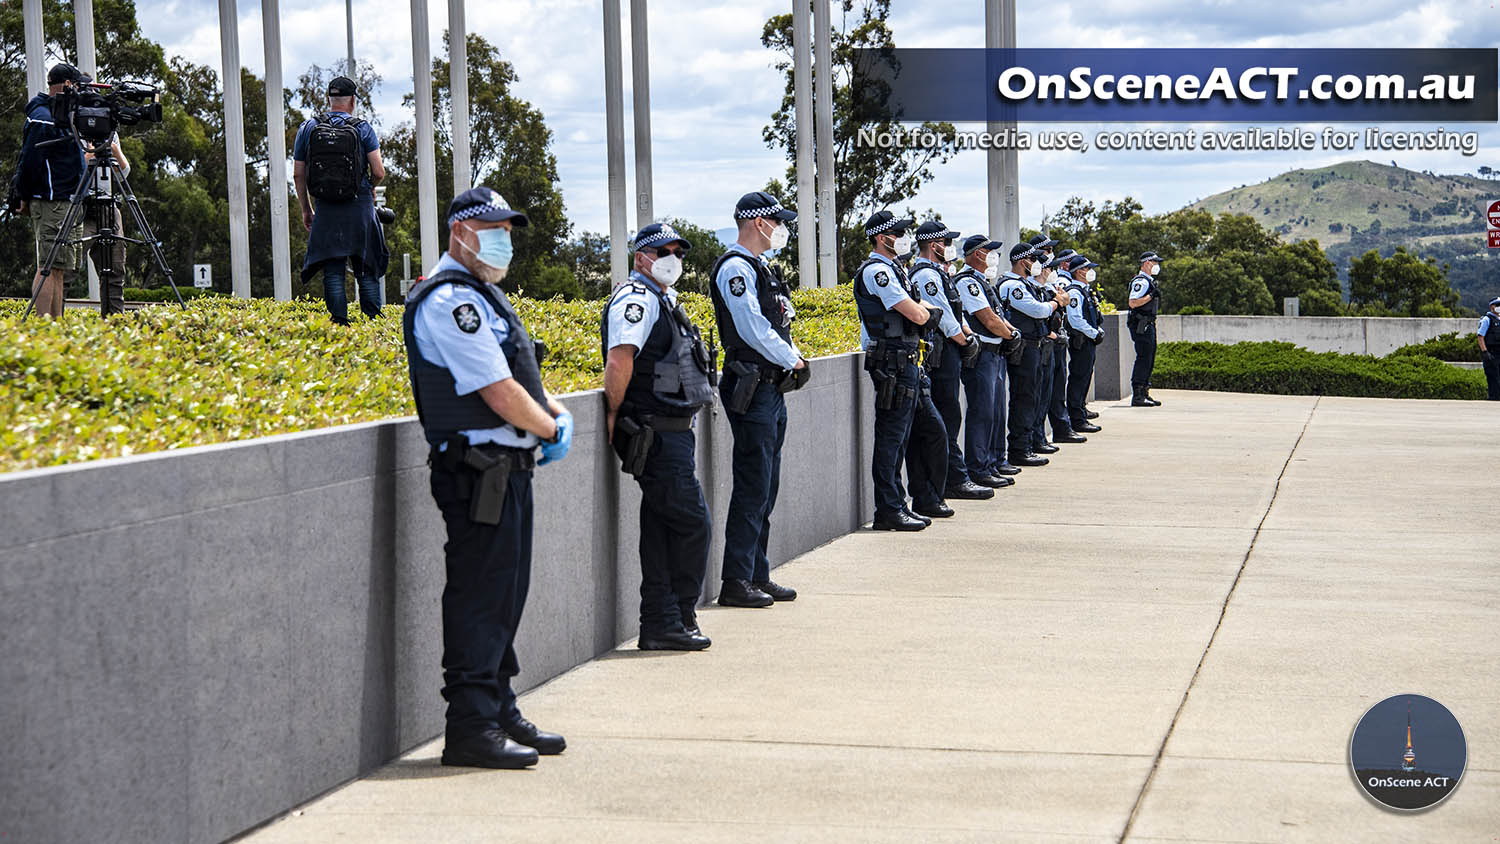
top-left (538, 411), bottom-right (573, 466)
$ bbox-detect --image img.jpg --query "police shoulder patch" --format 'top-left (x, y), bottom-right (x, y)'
top-left (452, 303), bottom-right (481, 333)
top-left (875, 270), bottom-right (890, 287)
top-left (624, 302), bottom-right (644, 323)
top-left (925, 281), bottom-right (939, 296)
top-left (1011, 287), bottom-right (1024, 300)
top-left (729, 276), bottom-right (747, 297)
top-left (967, 282), bottom-right (981, 297)
top-left (1069, 294), bottom-right (1080, 307)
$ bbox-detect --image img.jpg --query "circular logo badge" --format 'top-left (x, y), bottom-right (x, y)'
top-left (1350, 694), bottom-right (1465, 811)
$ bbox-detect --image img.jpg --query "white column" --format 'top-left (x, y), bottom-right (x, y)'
top-left (262, 0), bottom-right (291, 301)
top-left (449, 0), bottom-right (470, 194)
top-left (791, 0), bottom-right (816, 289)
top-left (986, 0), bottom-right (1018, 245)
top-left (219, 0), bottom-right (252, 297)
top-left (602, 0), bottom-right (628, 289)
top-left (74, 0), bottom-right (101, 302)
top-left (812, 0), bottom-right (836, 286)
top-left (629, 0), bottom-right (652, 228)
top-left (346, 0), bottom-right (356, 73)
top-left (411, 0), bottom-right (439, 270)
top-left (23, 0), bottom-right (44, 104)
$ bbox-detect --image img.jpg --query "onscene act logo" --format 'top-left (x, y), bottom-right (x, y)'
top-left (1349, 694), bottom-right (1466, 811)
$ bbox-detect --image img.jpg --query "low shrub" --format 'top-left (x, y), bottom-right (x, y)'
top-left (1388, 331), bottom-right (1481, 362)
top-left (1154, 341), bottom-right (1485, 400)
top-left (0, 287), bottom-right (861, 472)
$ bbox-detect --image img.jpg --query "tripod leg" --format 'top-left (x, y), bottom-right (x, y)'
top-left (113, 163), bottom-right (187, 310)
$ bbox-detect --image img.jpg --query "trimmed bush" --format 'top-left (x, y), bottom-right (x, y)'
top-left (1388, 331), bottom-right (1481, 362)
top-left (1154, 341), bottom-right (1485, 400)
top-left (0, 288), bottom-right (861, 472)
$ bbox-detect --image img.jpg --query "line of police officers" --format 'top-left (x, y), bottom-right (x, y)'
top-left (404, 187), bottom-right (1158, 770)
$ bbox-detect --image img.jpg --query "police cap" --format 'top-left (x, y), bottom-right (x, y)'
top-left (734, 191), bottom-right (797, 221)
top-left (632, 222), bottom-right (691, 252)
top-left (865, 210), bottom-right (914, 237)
top-left (962, 234), bottom-right (1002, 256)
top-left (447, 187), bottom-right (529, 227)
top-left (914, 220), bottom-right (960, 242)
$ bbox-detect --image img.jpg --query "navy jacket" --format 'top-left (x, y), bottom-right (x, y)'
top-left (13, 94), bottom-right (86, 201)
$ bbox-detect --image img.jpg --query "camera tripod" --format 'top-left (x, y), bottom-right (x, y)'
top-left (23, 139), bottom-right (184, 320)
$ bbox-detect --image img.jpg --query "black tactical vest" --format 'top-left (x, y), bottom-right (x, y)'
top-left (853, 255), bottom-right (922, 347)
top-left (1066, 281), bottom-right (1102, 328)
top-left (709, 248), bottom-right (794, 369)
top-left (600, 279), bottom-right (716, 418)
top-left (1000, 272), bottom-right (1047, 338)
top-left (912, 260), bottom-right (960, 336)
top-left (953, 267), bottom-right (1002, 339)
top-left (1485, 312), bottom-right (1500, 346)
top-left (403, 269), bottom-right (549, 446)
top-left (1132, 272), bottom-right (1162, 319)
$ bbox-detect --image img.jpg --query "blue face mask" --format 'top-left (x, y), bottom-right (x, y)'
top-left (461, 226), bottom-right (513, 270)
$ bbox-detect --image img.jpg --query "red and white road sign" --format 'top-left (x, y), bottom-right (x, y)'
top-left (1488, 200), bottom-right (1500, 249)
top-left (1490, 229), bottom-right (1500, 249)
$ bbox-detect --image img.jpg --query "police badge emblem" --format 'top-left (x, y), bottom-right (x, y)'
top-left (452, 303), bottom-right (481, 333)
top-left (875, 270), bottom-right (890, 287)
top-left (925, 281), bottom-right (939, 296)
top-left (624, 302), bottom-right (644, 323)
top-left (968, 282), bottom-right (981, 297)
top-left (729, 277), bottom-right (747, 297)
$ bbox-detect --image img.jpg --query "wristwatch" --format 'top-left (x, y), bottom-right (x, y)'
top-left (543, 419), bottom-right (562, 444)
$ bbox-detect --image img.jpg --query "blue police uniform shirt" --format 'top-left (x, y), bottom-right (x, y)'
top-left (607, 270), bottom-right (673, 354)
top-left (1478, 312), bottom-right (1499, 337)
top-left (858, 252), bottom-right (915, 347)
top-left (413, 252), bottom-right (539, 449)
top-left (292, 109), bottom-right (382, 195)
top-left (954, 270), bottom-right (1005, 345)
top-left (714, 243), bottom-right (801, 370)
top-left (1065, 279), bottom-right (1101, 339)
top-left (998, 272), bottom-right (1056, 319)
top-left (1130, 274), bottom-right (1152, 300)
top-left (911, 259), bottom-right (962, 339)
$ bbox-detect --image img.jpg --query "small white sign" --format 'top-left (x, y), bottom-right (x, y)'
top-left (193, 264), bottom-right (212, 289)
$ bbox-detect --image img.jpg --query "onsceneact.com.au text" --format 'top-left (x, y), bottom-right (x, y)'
top-left (857, 127), bottom-right (1481, 156)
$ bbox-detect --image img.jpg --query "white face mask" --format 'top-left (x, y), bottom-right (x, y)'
top-left (1028, 260), bottom-right (1043, 278)
top-left (984, 265), bottom-right (999, 281)
top-left (942, 243), bottom-right (959, 262)
top-left (1149, 263), bottom-right (1161, 276)
top-left (1085, 268), bottom-right (1097, 283)
top-left (765, 220), bottom-right (790, 250)
top-left (651, 253), bottom-right (683, 286)
top-left (984, 251), bottom-right (1000, 269)
top-left (892, 233), bottom-right (914, 256)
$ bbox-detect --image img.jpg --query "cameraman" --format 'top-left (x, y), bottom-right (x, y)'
top-left (10, 64), bottom-right (87, 318)
top-left (292, 75), bottom-right (389, 325)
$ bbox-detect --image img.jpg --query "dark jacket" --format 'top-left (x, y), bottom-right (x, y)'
top-left (14, 94), bottom-right (86, 201)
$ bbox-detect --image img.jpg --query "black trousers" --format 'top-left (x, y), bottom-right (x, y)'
top-left (721, 372), bottom-right (787, 583)
top-left (1131, 322), bottom-right (1157, 389)
top-left (871, 359), bottom-right (920, 518)
top-left (1484, 353), bottom-right (1500, 400)
top-left (1067, 341), bottom-right (1096, 425)
top-left (904, 373), bottom-right (950, 509)
top-left (1006, 342), bottom-right (1041, 458)
top-left (622, 427), bottom-right (710, 632)
top-left (1047, 339), bottom-right (1072, 437)
top-left (1031, 340), bottom-right (1054, 447)
top-left (929, 349), bottom-right (968, 488)
top-left (430, 460), bottom-right (534, 737)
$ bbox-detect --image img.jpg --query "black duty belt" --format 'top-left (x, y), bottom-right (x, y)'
top-left (430, 440), bottom-right (537, 472)
top-left (631, 413), bottom-right (694, 433)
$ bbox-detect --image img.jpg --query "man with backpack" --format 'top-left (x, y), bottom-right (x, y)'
top-left (292, 75), bottom-right (389, 324)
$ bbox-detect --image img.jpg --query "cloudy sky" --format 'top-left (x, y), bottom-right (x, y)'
top-left (139, 0), bottom-right (1499, 244)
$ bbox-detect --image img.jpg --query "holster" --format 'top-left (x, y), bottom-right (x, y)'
top-left (958, 340), bottom-right (983, 370)
top-left (1039, 341), bottom-right (1054, 366)
top-left (439, 440), bottom-right (513, 526)
top-left (1068, 330), bottom-right (1087, 351)
top-left (726, 360), bottom-right (761, 413)
top-left (777, 362), bottom-right (810, 394)
top-left (614, 417), bottom-right (655, 478)
top-left (874, 369), bottom-right (898, 410)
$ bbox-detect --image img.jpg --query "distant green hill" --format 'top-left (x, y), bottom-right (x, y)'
top-left (1187, 160), bottom-right (1497, 310)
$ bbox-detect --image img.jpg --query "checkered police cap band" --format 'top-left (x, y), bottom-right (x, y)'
top-left (865, 216), bottom-right (903, 236)
top-left (633, 225), bottom-right (683, 251)
top-left (735, 201), bottom-right (785, 220)
top-left (916, 228), bottom-right (958, 242)
top-left (448, 191), bottom-right (513, 225)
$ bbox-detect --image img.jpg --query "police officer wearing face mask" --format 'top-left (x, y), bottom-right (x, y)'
top-left (953, 235), bottom-right (1020, 487)
top-left (1062, 255), bottom-right (1105, 432)
top-left (998, 243), bottom-right (1063, 468)
top-left (602, 223), bottom-right (717, 650)
top-left (1479, 296), bottom-right (1500, 401)
top-left (1128, 251), bottom-right (1165, 407)
top-left (908, 220), bottom-right (989, 513)
top-left (709, 192), bottom-right (805, 608)
top-left (857, 211), bottom-right (946, 531)
top-left (405, 188), bottom-right (574, 770)
top-left (1038, 252), bottom-right (1087, 447)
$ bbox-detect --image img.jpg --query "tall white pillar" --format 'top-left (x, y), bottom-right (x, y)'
top-left (791, 0), bottom-right (816, 288)
top-left (411, 0), bottom-right (439, 270)
top-left (262, 0), bottom-right (291, 301)
top-left (219, 0), bottom-right (252, 297)
top-left (602, 0), bottom-right (628, 289)
top-left (449, 0), bottom-right (470, 195)
top-left (986, 0), bottom-right (1018, 245)
top-left (345, 0), bottom-right (356, 73)
top-left (629, 0), bottom-right (653, 228)
top-left (23, 0), bottom-right (44, 104)
top-left (812, 0), bottom-right (837, 285)
top-left (75, 0), bottom-right (102, 302)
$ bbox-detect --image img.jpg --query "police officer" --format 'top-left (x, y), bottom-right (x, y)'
top-left (602, 223), bottom-right (716, 650)
top-left (1479, 296), bottom-right (1500, 401)
top-left (405, 188), bottom-right (574, 769)
top-left (856, 211), bottom-right (945, 530)
top-left (709, 192), bottom-right (805, 608)
top-left (1063, 255), bottom-right (1105, 432)
top-left (1128, 251), bottom-right (1165, 407)
top-left (1040, 253), bottom-right (1087, 446)
top-left (999, 243), bottom-right (1063, 468)
top-left (953, 235), bottom-right (1020, 487)
top-left (909, 221), bottom-right (990, 511)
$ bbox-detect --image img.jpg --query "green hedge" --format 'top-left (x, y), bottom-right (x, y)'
top-left (0, 288), bottom-right (862, 472)
top-left (1388, 331), bottom-right (1481, 362)
top-left (1154, 341), bottom-right (1486, 400)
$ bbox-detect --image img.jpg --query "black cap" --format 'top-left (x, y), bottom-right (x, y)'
top-left (1489, 296), bottom-right (1500, 308)
top-left (914, 220), bottom-right (960, 242)
top-left (446, 187), bottom-right (529, 227)
top-left (1139, 251), bottom-right (1163, 263)
top-left (1028, 233), bottom-right (1058, 250)
top-left (1010, 242), bottom-right (1041, 264)
top-left (864, 210), bottom-right (914, 237)
top-left (632, 222), bottom-right (691, 252)
top-left (734, 191), bottom-right (796, 222)
top-left (48, 63), bottom-right (82, 85)
top-left (1054, 248), bottom-right (1077, 263)
top-left (1044, 254), bottom-right (1071, 269)
top-left (327, 76), bottom-right (358, 97)
top-left (962, 234), bottom-right (1002, 256)
top-left (1067, 255), bottom-right (1098, 270)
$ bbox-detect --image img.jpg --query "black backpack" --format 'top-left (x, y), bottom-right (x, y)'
top-left (306, 114), bottom-right (365, 202)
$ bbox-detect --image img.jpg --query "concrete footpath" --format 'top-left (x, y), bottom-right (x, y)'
top-left (241, 391), bottom-right (1499, 843)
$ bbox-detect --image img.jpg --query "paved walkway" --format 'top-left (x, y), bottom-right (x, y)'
top-left (243, 391), bottom-right (1499, 843)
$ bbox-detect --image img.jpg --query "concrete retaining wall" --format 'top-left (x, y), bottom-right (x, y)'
top-left (0, 353), bottom-right (875, 844)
